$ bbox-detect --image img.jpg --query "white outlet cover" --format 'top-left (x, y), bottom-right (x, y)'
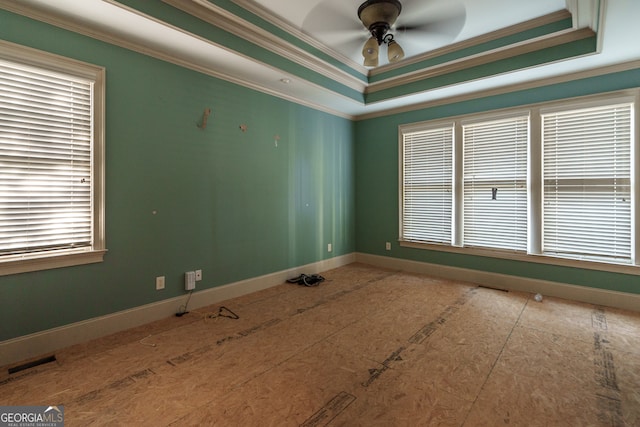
top-left (156, 276), bottom-right (165, 290)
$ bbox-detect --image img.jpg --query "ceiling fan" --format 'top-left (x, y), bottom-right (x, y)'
top-left (359, 0), bottom-right (405, 66)
top-left (302, 0), bottom-right (466, 68)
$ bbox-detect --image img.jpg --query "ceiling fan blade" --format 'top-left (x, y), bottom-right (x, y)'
top-left (396, 17), bottom-right (465, 41)
top-left (399, 0), bottom-right (463, 21)
top-left (392, 35), bottom-right (450, 55)
top-left (322, 30), bottom-right (369, 48)
top-left (302, 0), bottom-right (364, 36)
top-left (340, 37), bottom-right (371, 60)
top-left (396, 0), bottom-right (466, 40)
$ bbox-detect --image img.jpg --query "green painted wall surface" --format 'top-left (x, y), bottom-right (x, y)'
top-left (0, 10), bottom-right (355, 341)
top-left (356, 68), bottom-right (640, 295)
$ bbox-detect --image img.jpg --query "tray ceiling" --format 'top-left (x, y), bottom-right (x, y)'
top-left (0, 0), bottom-right (639, 119)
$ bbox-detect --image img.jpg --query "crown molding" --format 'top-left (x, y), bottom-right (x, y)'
top-left (165, 0), bottom-right (367, 93)
top-left (229, 3), bottom-right (577, 84)
top-left (0, 0), bottom-right (355, 119)
top-left (566, 0), bottom-right (602, 30)
top-left (0, 0), bottom-right (620, 121)
top-left (367, 27), bottom-right (596, 94)
top-left (371, 9), bottom-right (573, 76)
top-left (355, 59), bottom-right (640, 121)
top-left (231, 0), bottom-right (367, 74)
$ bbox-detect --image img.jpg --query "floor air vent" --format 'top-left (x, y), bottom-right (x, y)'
top-left (8, 355), bottom-right (57, 375)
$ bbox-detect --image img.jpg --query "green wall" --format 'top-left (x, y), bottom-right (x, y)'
top-left (355, 68), bottom-right (640, 296)
top-left (0, 10), bottom-right (355, 341)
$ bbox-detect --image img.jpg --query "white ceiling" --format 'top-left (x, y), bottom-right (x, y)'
top-left (2, 0), bottom-right (640, 118)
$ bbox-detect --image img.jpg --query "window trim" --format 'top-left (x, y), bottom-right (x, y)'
top-left (0, 40), bottom-right (106, 276)
top-left (539, 101), bottom-right (633, 262)
top-left (399, 120), bottom-right (455, 245)
top-left (398, 89), bottom-right (640, 276)
top-left (461, 114), bottom-right (529, 251)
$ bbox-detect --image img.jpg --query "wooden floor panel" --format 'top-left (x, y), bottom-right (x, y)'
top-left (1, 263), bottom-right (639, 426)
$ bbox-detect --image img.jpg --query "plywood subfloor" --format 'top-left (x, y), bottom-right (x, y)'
top-left (1, 263), bottom-right (639, 426)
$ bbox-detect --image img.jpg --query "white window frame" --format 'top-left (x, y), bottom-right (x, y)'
top-left (0, 40), bottom-right (106, 276)
top-left (399, 120), bottom-right (455, 245)
top-left (540, 98), bottom-right (635, 262)
top-left (399, 89), bottom-right (640, 275)
top-left (461, 113), bottom-right (530, 252)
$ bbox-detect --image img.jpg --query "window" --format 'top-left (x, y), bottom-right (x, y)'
top-left (399, 91), bottom-right (638, 272)
top-left (401, 124), bottom-right (453, 244)
top-left (0, 41), bottom-right (105, 275)
top-left (463, 115), bottom-right (528, 251)
top-left (542, 103), bottom-right (632, 263)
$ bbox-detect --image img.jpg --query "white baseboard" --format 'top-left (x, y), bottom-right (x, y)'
top-left (0, 254), bottom-right (355, 368)
top-left (5, 252), bottom-right (635, 368)
top-left (356, 252), bottom-right (640, 312)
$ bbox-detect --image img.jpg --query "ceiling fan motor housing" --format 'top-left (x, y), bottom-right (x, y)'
top-left (358, 0), bottom-right (402, 44)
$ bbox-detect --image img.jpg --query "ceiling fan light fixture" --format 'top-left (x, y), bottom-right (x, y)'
top-left (362, 36), bottom-right (379, 59)
top-left (358, 0), bottom-right (403, 67)
top-left (387, 38), bottom-right (404, 62)
top-left (363, 55), bottom-right (379, 67)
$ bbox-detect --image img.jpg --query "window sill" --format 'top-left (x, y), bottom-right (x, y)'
top-left (0, 249), bottom-right (107, 276)
top-left (399, 240), bottom-right (640, 276)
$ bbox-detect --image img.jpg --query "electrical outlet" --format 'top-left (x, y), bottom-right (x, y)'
top-left (195, 269), bottom-right (202, 281)
top-left (155, 276), bottom-right (165, 290)
top-left (385, 242), bottom-right (391, 251)
top-left (327, 243), bottom-right (332, 252)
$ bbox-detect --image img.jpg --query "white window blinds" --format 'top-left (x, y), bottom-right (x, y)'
top-left (542, 103), bottom-right (632, 263)
top-left (402, 125), bottom-right (453, 244)
top-left (463, 116), bottom-right (528, 251)
top-left (0, 58), bottom-right (93, 256)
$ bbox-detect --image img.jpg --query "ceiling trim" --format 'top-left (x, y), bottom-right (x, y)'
top-left (164, 0), bottom-right (368, 93)
top-left (231, 0), bottom-right (368, 74)
top-left (367, 27), bottom-right (596, 95)
top-left (567, 0), bottom-right (602, 30)
top-left (370, 9), bottom-right (573, 77)
top-left (1, 0), bottom-right (627, 122)
top-left (0, 0), bottom-right (356, 119)
top-left (355, 59), bottom-right (640, 121)
top-left (137, 0), bottom-right (598, 106)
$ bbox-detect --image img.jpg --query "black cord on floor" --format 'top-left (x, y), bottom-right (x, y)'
top-left (176, 290), bottom-right (193, 316)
